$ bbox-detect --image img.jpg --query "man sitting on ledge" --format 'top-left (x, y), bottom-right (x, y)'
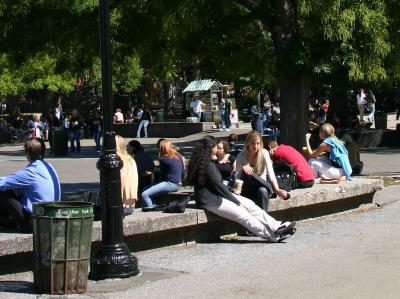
top-left (0, 138), bottom-right (61, 232)
top-left (265, 139), bottom-right (315, 189)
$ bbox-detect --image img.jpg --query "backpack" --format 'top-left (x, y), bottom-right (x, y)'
top-left (273, 161), bottom-right (297, 192)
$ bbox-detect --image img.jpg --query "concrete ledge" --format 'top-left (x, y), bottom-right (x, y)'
top-left (0, 178), bottom-right (383, 273)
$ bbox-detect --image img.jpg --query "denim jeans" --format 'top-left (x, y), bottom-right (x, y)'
top-left (137, 120), bottom-right (150, 138)
top-left (93, 130), bottom-right (101, 151)
top-left (69, 130), bottom-right (81, 152)
top-left (141, 181), bottom-right (179, 207)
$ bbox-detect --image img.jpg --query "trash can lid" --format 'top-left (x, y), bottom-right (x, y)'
top-left (32, 201), bottom-right (94, 218)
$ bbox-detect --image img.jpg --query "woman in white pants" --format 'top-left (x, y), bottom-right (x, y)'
top-left (304, 123), bottom-right (352, 181)
top-left (187, 137), bottom-right (296, 242)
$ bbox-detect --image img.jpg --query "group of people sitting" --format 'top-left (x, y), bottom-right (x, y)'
top-left (0, 123), bottom-right (355, 244)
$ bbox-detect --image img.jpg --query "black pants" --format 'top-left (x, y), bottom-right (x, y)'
top-left (0, 190), bottom-right (32, 232)
top-left (297, 180), bottom-right (315, 189)
top-left (242, 187), bottom-right (271, 212)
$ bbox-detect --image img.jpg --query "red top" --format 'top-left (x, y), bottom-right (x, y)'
top-left (272, 144), bottom-right (315, 182)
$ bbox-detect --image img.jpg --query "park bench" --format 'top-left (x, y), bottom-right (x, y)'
top-left (0, 177), bottom-right (383, 275)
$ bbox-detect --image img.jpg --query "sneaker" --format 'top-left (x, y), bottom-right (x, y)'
top-left (275, 221), bottom-right (296, 235)
top-left (277, 228), bottom-right (296, 242)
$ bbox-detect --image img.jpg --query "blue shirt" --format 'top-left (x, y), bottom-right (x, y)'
top-left (160, 156), bottom-right (184, 184)
top-left (0, 160), bottom-right (61, 213)
top-left (323, 137), bottom-right (353, 180)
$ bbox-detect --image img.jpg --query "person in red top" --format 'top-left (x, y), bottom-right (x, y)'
top-left (265, 140), bottom-right (315, 189)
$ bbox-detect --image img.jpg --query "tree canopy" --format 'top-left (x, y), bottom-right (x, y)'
top-left (0, 0), bottom-right (399, 146)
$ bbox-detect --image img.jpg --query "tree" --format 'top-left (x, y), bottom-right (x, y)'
top-left (142, 0), bottom-right (390, 148)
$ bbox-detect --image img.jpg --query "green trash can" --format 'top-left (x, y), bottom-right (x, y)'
top-left (52, 128), bottom-right (69, 156)
top-left (155, 110), bottom-right (164, 122)
top-left (374, 112), bottom-right (387, 130)
top-left (32, 202), bottom-right (94, 294)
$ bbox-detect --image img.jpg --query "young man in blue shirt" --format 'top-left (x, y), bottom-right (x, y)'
top-left (0, 138), bottom-right (61, 232)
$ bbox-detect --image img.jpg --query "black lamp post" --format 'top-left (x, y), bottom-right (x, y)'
top-left (89, 0), bottom-right (139, 280)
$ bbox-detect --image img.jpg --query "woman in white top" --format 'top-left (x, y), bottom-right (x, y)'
top-left (356, 88), bottom-right (366, 122)
top-left (236, 130), bottom-right (288, 211)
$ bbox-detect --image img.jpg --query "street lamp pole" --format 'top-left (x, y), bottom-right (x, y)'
top-left (89, 0), bottom-right (139, 280)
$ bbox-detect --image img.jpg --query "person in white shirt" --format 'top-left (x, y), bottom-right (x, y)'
top-left (190, 95), bottom-right (206, 122)
top-left (356, 88), bottom-right (366, 122)
top-left (113, 108), bottom-right (124, 123)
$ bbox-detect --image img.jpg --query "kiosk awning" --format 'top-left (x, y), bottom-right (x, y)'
top-left (182, 79), bottom-right (222, 93)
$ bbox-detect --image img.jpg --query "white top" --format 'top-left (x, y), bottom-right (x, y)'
top-left (235, 149), bottom-right (275, 181)
top-left (356, 92), bottom-right (366, 105)
top-left (114, 111), bottom-right (124, 122)
top-left (190, 99), bottom-right (204, 113)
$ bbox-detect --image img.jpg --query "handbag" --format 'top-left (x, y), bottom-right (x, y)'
top-left (163, 195), bottom-right (192, 213)
top-left (241, 172), bottom-right (273, 195)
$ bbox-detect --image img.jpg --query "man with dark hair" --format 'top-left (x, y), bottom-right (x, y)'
top-left (0, 138), bottom-right (61, 232)
top-left (266, 139), bottom-right (315, 189)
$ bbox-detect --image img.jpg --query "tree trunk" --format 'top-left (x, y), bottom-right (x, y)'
top-left (279, 72), bottom-right (311, 151)
top-left (6, 95), bottom-right (20, 123)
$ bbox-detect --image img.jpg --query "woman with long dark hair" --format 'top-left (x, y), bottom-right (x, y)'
top-left (187, 137), bottom-right (295, 242)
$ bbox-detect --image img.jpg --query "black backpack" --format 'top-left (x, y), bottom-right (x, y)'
top-left (273, 161), bottom-right (297, 192)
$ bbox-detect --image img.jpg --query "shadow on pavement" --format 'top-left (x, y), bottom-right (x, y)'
top-left (0, 281), bottom-right (35, 294)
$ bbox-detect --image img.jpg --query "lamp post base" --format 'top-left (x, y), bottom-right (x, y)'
top-left (89, 243), bottom-right (139, 280)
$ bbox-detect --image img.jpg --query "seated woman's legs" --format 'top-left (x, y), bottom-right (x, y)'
top-left (204, 198), bottom-right (280, 242)
top-left (308, 156), bottom-right (344, 179)
top-left (141, 181), bottom-right (179, 207)
top-left (233, 194), bottom-right (282, 230)
top-left (242, 187), bottom-right (270, 211)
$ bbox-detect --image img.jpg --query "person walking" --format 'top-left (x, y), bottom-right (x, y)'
top-left (356, 88), bottom-right (366, 123)
top-left (136, 108), bottom-right (152, 138)
top-left (224, 97), bottom-right (232, 131)
top-left (186, 137), bottom-right (296, 242)
top-left (366, 90), bottom-right (376, 123)
top-left (219, 96), bottom-right (226, 130)
top-left (90, 111), bottom-right (102, 152)
top-left (190, 93), bottom-right (206, 122)
top-left (27, 113), bottom-right (45, 139)
top-left (68, 109), bottom-right (83, 153)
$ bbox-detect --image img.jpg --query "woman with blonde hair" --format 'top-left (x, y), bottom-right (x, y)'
top-left (235, 131), bottom-right (288, 211)
top-left (141, 139), bottom-right (184, 210)
top-left (304, 123), bottom-right (352, 181)
top-left (115, 135), bottom-right (138, 215)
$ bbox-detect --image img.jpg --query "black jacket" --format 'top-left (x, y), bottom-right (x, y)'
top-left (194, 163), bottom-right (240, 207)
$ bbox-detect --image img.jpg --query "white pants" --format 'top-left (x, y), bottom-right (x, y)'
top-left (308, 156), bottom-right (344, 179)
top-left (137, 120), bottom-right (149, 138)
top-left (205, 194), bottom-right (282, 242)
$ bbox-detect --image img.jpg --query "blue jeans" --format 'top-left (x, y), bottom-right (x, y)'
top-left (141, 181), bottom-right (180, 207)
top-left (69, 130), bottom-right (81, 152)
top-left (93, 130), bottom-right (101, 151)
top-left (137, 120), bottom-right (149, 138)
